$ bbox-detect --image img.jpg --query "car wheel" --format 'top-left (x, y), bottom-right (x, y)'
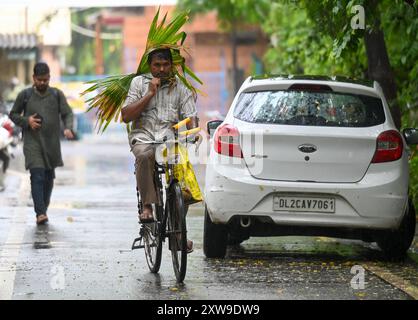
top-left (377, 198), bottom-right (416, 261)
top-left (203, 206), bottom-right (227, 258)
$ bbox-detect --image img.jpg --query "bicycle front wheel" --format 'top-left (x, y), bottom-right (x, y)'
top-left (167, 182), bottom-right (187, 283)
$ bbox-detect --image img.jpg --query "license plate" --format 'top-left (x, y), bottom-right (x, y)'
top-left (273, 196), bottom-right (335, 213)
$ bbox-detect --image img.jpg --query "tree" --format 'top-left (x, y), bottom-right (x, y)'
top-left (287, 0), bottom-right (417, 129)
top-left (178, 0), bottom-right (417, 129)
top-left (226, 0), bottom-right (418, 206)
top-left (262, 2), bottom-right (367, 77)
top-left (177, 0), bottom-right (270, 94)
top-left (66, 8), bottom-right (123, 76)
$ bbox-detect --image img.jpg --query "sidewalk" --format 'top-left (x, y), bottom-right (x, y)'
top-left (0, 170), bottom-right (28, 207)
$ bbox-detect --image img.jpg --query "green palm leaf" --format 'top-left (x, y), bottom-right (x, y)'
top-left (81, 8), bottom-right (203, 134)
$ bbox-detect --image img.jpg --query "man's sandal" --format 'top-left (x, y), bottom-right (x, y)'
top-left (36, 214), bottom-right (49, 225)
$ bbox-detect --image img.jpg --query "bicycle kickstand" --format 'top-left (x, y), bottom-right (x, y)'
top-left (131, 236), bottom-right (144, 250)
top-left (131, 227), bottom-right (146, 250)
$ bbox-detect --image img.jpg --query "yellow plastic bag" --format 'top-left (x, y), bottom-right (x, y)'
top-left (163, 144), bottom-right (203, 204)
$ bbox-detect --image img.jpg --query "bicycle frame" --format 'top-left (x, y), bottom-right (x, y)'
top-left (132, 118), bottom-right (200, 282)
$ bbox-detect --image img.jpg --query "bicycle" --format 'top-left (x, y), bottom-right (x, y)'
top-left (131, 118), bottom-right (201, 283)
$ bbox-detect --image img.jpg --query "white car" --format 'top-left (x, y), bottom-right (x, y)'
top-left (204, 75), bottom-right (418, 260)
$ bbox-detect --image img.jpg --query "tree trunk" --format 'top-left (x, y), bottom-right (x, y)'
top-left (363, 8), bottom-right (401, 129)
top-left (95, 15), bottom-right (104, 76)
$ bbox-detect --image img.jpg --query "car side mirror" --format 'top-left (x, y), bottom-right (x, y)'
top-left (403, 128), bottom-right (418, 145)
top-left (207, 120), bottom-right (223, 138)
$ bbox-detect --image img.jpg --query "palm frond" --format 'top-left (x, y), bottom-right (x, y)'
top-left (81, 8), bottom-right (203, 134)
top-left (82, 73), bottom-right (136, 133)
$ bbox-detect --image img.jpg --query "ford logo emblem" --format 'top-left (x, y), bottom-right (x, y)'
top-left (298, 144), bottom-right (317, 153)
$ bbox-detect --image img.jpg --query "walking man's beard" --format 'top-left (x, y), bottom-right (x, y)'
top-left (37, 85), bottom-right (48, 93)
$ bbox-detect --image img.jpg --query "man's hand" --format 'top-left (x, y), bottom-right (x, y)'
top-left (185, 133), bottom-right (203, 153)
top-left (184, 116), bottom-right (201, 153)
top-left (148, 78), bottom-right (161, 96)
top-left (28, 114), bottom-right (42, 130)
top-left (194, 133), bottom-right (203, 153)
top-left (121, 79), bottom-right (158, 123)
top-left (64, 129), bottom-right (74, 140)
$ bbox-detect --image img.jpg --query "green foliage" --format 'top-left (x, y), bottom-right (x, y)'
top-left (262, 1), bottom-right (367, 77)
top-left (178, 0), bottom-right (417, 117)
top-left (65, 8), bottom-right (122, 76)
top-left (65, 8), bottom-right (95, 75)
top-left (83, 73), bottom-right (137, 133)
top-left (103, 40), bottom-right (123, 75)
top-left (286, 0), bottom-right (418, 127)
top-left (299, 0), bottom-right (370, 59)
top-left (135, 8), bottom-right (203, 92)
top-left (380, 0), bottom-right (418, 208)
top-left (381, 0), bottom-right (418, 122)
top-left (410, 155), bottom-right (418, 206)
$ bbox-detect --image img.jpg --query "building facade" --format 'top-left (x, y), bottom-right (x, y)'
top-left (0, 7), bottom-right (71, 100)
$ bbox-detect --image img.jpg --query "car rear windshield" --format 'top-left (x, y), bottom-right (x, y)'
top-left (233, 90), bottom-right (386, 127)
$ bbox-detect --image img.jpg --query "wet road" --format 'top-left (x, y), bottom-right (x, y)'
top-left (1, 129), bottom-right (418, 300)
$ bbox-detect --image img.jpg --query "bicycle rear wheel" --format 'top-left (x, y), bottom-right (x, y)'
top-left (144, 205), bottom-right (163, 273)
top-left (167, 182), bottom-right (187, 283)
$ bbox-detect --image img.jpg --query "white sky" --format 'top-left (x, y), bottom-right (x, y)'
top-left (0, 0), bottom-right (177, 7)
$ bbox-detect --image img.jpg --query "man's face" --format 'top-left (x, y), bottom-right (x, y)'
top-left (149, 57), bottom-right (172, 79)
top-left (33, 73), bottom-right (50, 93)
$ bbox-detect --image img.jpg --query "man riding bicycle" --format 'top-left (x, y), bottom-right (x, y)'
top-left (121, 48), bottom-right (199, 253)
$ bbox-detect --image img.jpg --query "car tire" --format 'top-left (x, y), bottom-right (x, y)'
top-left (377, 198), bottom-right (416, 261)
top-left (203, 206), bottom-right (228, 258)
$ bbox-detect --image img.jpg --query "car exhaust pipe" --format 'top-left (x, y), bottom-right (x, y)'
top-left (240, 216), bottom-right (251, 228)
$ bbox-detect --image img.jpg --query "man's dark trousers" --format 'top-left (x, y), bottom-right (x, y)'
top-left (30, 168), bottom-right (55, 216)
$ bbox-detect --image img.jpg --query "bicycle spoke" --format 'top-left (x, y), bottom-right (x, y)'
top-left (168, 183), bottom-right (187, 283)
top-left (143, 219), bottom-right (162, 273)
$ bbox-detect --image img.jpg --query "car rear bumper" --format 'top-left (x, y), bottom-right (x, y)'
top-left (205, 154), bottom-right (409, 231)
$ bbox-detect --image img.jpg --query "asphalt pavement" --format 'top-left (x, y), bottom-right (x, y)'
top-left (0, 129), bottom-right (417, 300)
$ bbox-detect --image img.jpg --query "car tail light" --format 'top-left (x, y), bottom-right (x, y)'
top-left (371, 130), bottom-right (403, 163)
top-left (214, 124), bottom-right (243, 158)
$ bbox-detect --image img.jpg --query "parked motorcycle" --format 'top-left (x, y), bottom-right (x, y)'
top-left (0, 113), bottom-right (18, 191)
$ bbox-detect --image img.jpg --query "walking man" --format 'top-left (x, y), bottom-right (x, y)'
top-left (9, 62), bottom-right (74, 225)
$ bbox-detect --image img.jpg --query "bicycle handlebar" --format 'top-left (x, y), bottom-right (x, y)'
top-left (132, 118), bottom-right (201, 146)
top-left (179, 127), bottom-right (201, 136)
top-left (172, 118), bottom-right (191, 130)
